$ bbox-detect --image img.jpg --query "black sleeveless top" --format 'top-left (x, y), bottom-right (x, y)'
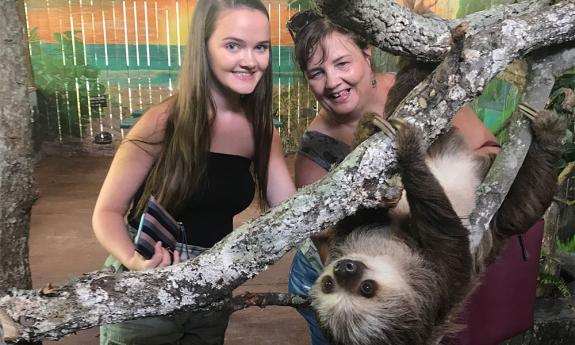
top-left (130, 152), bottom-right (255, 248)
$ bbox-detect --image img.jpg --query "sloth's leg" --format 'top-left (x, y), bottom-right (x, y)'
top-left (384, 119), bottom-right (473, 294)
top-left (490, 105), bottom-right (564, 248)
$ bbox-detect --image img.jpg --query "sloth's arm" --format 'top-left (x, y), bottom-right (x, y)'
top-left (489, 109), bottom-right (564, 255)
top-left (394, 122), bottom-right (472, 279)
top-left (393, 122), bottom-right (474, 307)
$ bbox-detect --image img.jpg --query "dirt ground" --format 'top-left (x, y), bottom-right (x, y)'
top-left (29, 155), bottom-right (311, 345)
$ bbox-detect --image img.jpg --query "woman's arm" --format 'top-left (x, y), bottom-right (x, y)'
top-left (265, 129), bottom-right (296, 208)
top-left (92, 102), bottom-right (174, 270)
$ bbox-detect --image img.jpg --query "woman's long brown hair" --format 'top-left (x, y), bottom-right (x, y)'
top-left (134, 0), bottom-right (273, 217)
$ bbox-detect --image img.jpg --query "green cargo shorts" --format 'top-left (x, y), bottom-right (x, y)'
top-left (99, 309), bottom-right (230, 345)
top-left (100, 231), bottom-right (230, 345)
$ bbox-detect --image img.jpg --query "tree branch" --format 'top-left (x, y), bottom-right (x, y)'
top-left (314, 0), bottom-right (552, 61)
top-left (230, 292), bottom-right (310, 312)
top-left (2, 1), bottom-right (575, 343)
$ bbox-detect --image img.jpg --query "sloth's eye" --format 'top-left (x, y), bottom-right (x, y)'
top-left (321, 276), bottom-right (335, 294)
top-left (359, 280), bottom-right (377, 298)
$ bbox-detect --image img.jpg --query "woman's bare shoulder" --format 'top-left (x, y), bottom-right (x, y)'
top-left (126, 97), bottom-right (175, 141)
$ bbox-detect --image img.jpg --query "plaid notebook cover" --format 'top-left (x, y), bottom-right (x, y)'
top-left (134, 196), bottom-right (181, 259)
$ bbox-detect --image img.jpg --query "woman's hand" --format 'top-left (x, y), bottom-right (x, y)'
top-left (125, 241), bottom-right (181, 270)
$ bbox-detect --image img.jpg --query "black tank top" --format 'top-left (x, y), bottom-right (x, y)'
top-left (130, 152), bottom-right (255, 248)
top-left (178, 152), bottom-right (255, 247)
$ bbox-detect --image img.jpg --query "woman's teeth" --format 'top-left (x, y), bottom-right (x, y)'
top-left (331, 89), bottom-right (350, 99)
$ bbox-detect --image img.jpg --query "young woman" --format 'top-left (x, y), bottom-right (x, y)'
top-left (285, 11), bottom-right (533, 345)
top-left (93, 1), bottom-right (295, 344)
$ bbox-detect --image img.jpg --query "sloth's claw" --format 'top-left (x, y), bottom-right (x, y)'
top-left (518, 102), bottom-right (539, 122)
top-left (373, 117), bottom-right (408, 139)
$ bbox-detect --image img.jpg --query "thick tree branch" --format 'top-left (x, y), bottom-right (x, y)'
top-left (2, 2), bottom-right (575, 343)
top-left (314, 0), bottom-right (552, 61)
top-left (315, 0), bottom-right (451, 61)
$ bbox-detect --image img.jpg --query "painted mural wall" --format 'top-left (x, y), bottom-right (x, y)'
top-left (24, 0), bottom-right (519, 150)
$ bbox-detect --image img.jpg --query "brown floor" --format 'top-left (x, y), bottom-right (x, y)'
top-left (29, 156), bottom-right (311, 345)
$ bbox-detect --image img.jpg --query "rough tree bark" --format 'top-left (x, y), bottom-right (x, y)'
top-left (1, 0), bottom-right (575, 343)
top-left (314, 0), bottom-right (552, 61)
top-left (0, 1), bottom-right (37, 344)
top-left (0, 0), bottom-right (36, 305)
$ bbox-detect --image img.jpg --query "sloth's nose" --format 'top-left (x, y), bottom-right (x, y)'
top-left (334, 259), bottom-right (359, 277)
top-left (333, 259), bottom-right (367, 291)
top-left (333, 259), bottom-right (366, 289)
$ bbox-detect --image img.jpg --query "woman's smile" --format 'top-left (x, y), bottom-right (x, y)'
top-left (328, 88), bottom-right (352, 102)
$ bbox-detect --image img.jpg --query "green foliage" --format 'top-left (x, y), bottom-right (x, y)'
top-left (288, 0), bottom-right (314, 10)
top-left (29, 27), bottom-right (106, 138)
top-left (558, 236), bottom-right (575, 253)
top-left (538, 271), bottom-right (572, 298)
top-left (548, 71), bottom-right (575, 171)
top-left (456, 0), bottom-right (517, 18)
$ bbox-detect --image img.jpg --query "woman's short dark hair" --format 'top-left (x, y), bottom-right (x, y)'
top-left (292, 16), bottom-right (369, 72)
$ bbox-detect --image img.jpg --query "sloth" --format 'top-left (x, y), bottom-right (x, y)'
top-left (309, 108), bottom-right (565, 345)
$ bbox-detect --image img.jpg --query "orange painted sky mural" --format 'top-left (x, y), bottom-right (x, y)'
top-left (26, 0), bottom-right (297, 46)
top-left (25, 0), bottom-right (461, 46)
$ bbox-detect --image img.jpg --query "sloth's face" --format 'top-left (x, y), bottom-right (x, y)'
top-left (319, 259), bottom-right (376, 297)
top-left (310, 254), bottom-right (416, 344)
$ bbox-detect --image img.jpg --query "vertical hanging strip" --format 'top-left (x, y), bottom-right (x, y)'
top-left (122, 0), bottom-right (129, 67)
top-left (122, 0), bottom-right (131, 135)
top-left (154, 1), bottom-right (162, 103)
top-left (117, 80), bottom-right (125, 137)
top-left (277, 3), bottom-right (282, 133)
top-left (90, 0), bottom-right (104, 134)
top-left (80, 0), bottom-right (94, 138)
top-left (68, 0), bottom-right (83, 138)
top-left (64, 83), bottom-right (72, 136)
top-left (133, 0), bottom-right (143, 114)
top-left (61, 8), bottom-right (72, 138)
top-left (297, 3), bottom-right (301, 126)
top-left (144, 0), bottom-right (150, 67)
top-left (100, 0), bottom-right (114, 132)
top-left (133, 0), bottom-right (140, 67)
top-left (133, 1), bottom-right (141, 114)
top-left (55, 91), bottom-right (63, 143)
top-left (113, 1), bottom-right (127, 138)
top-left (144, 0), bottom-right (153, 109)
top-left (176, 0), bottom-right (181, 67)
top-left (165, 5), bottom-right (173, 96)
top-left (46, 0), bottom-right (62, 141)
